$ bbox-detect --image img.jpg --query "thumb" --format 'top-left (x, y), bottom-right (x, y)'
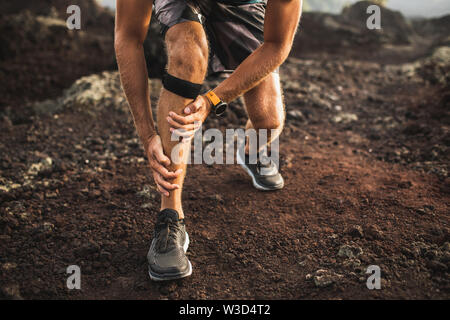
top-left (154, 143), bottom-right (171, 167)
top-left (184, 96), bottom-right (202, 114)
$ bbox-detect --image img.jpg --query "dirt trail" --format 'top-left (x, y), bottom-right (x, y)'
top-left (0, 4), bottom-right (449, 298)
top-left (0, 105), bottom-right (448, 299)
top-left (96, 138), bottom-right (447, 299)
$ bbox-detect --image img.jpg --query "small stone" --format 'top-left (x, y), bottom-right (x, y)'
top-left (271, 274), bottom-right (282, 282)
top-left (427, 260), bottom-right (447, 272)
top-left (99, 250), bottom-right (112, 261)
top-left (346, 225), bottom-right (364, 238)
top-left (338, 244), bottom-right (363, 259)
top-left (224, 253), bottom-right (236, 261)
top-left (136, 185), bottom-right (153, 199)
top-left (208, 194), bottom-right (224, 203)
top-left (39, 222), bottom-right (55, 233)
top-left (313, 98), bottom-right (332, 110)
top-left (141, 202), bottom-right (153, 209)
top-left (342, 258), bottom-right (361, 269)
top-left (91, 189), bottom-right (102, 198)
top-left (287, 110), bottom-right (304, 120)
top-left (2, 262), bottom-right (17, 271)
top-left (1, 116), bottom-right (13, 132)
top-left (283, 81), bottom-right (302, 91)
top-left (416, 208), bottom-right (427, 215)
top-left (200, 230), bottom-right (213, 241)
top-left (116, 277), bottom-right (134, 290)
top-left (365, 225), bottom-right (383, 240)
top-left (416, 205), bottom-right (434, 215)
top-left (27, 157), bottom-right (53, 177)
top-left (1, 284), bottom-right (23, 300)
top-left (312, 269), bottom-right (343, 288)
top-left (331, 112), bottom-right (358, 124)
top-left (45, 191), bottom-right (58, 199)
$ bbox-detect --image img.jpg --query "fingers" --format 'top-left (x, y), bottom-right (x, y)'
top-left (169, 111), bottom-right (197, 125)
top-left (151, 165), bottom-right (179, 197)
top-left (149, 159), bottom-right (182, 179)
top-left (167, 111), bottom-right (203, 143)
top-left (167, 116), bottom-right (196, 131)
top-left (167, 116), bottom-right (199, 143)
top-left (147, 135), bottom-right (182, 196)
top-left (170, 127), bottom-right (195, 139)
top-left (153, 171), bottom-right (179, 197)
top-left (156, 182), bottom-right (169, 197)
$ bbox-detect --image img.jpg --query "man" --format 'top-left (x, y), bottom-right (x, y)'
top-left (115, 0), bottom-right (302, 280)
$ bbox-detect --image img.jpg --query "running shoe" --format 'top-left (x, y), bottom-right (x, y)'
top-left (147, 209), bottom-right (192, 281)
top-left (237, 148), bottom-right (284, 191)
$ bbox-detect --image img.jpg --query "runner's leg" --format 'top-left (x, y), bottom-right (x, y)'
top-left (157, 21), bottom-right (208, 218)
top-left (243, 72), bottom-right (285, 155)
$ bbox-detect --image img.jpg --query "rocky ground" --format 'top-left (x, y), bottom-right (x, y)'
top-left (0, 1), bottom-right (449, 299)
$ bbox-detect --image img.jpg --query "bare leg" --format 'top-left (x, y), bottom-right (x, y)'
top-left (243, 72), bottom-right (285, 155)
top-left (157, 22), bottom-right (208, 218)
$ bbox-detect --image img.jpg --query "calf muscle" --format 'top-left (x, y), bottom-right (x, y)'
top-left (157, 22), bottom-right (209, 216)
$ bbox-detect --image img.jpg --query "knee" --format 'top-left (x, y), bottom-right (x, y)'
top-left (253, 112), bottom-right (284, 131)
top-left (166, 24), bottom-right (208, 77)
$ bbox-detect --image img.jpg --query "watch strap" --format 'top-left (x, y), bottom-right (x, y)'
top-left (204, 91), bottom-right (221, 107)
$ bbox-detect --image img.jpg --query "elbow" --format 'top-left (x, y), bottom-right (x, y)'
top-left (114, 32), bottom-right (126, 55)
top-left (265, 41), bottom-right (293, 65)
top-left (114, 30), bottom-right (143, 55)
top-left (114, 36), bottom-right (121, 55)
top-left (278, 43), bottom-right (292, 63)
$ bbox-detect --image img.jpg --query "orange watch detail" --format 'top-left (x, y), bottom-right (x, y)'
top-left (204, 91), bottom-right (221, 107)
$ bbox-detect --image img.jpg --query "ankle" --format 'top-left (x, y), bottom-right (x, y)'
top-left (160, 205), bottom-right (184, 219)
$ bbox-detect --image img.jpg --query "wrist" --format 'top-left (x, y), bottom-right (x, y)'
top-left (142, 132), bottom-right (158, 154)
top-left (203, 90), bottom-right (228, 117)
top-left (202, 94), bottom-right (213, 113)
top-left (203, 91), bottom-right (213, 104)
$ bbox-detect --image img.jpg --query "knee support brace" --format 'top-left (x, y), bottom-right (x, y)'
top-left (162, 72), bottom-right (202, 99)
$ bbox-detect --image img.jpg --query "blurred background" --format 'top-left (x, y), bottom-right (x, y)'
top-left (0, 0), bottom-right (448, 300)
top-left (100, 0), bottom-right (450, 18)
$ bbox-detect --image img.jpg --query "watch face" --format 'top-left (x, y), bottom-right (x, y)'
top-left (215, 102), bottom-right (227, 116)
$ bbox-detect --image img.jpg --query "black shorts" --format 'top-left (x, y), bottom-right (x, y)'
top-left (154, 0), bottom-right (267, 74)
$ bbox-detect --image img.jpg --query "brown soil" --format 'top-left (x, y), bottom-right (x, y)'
top-left (1, 56), bottom-right (449, 299)
top-left (0, 1), bottom-right (449, 300)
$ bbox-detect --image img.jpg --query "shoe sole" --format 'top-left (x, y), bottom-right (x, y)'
top-left (237, 151), bottom-right (284, 191)
top-left (148, 232), bottom-right (192, 281)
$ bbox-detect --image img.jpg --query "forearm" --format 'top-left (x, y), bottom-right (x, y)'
top-left (213, 42), bottom-right (290, 103)
top-left (115, 38), bottom-right (156, 150)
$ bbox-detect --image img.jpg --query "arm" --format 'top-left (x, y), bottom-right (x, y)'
top-left (115, 0), bottom-right (155, 150)
top-left (115, 0), bottom-right (181, 195)
top-left (168, 0), bottom-right (302, 127)
top-left (214, 0), bottom-right (302, 102)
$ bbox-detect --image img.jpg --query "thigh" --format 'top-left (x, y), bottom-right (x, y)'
top-left (204, 1), bottom-right (267, 73)
top-left (243, 72), bottom-right (284, 127)
top-left (154, 0), bottom-right (202, 36)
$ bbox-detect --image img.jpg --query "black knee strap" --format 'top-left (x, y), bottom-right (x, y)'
top-left (162, 72), bottom-right (202, 99)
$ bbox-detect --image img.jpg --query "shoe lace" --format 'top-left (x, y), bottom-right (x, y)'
top-left (154, 216), bottom-right (182, 253)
